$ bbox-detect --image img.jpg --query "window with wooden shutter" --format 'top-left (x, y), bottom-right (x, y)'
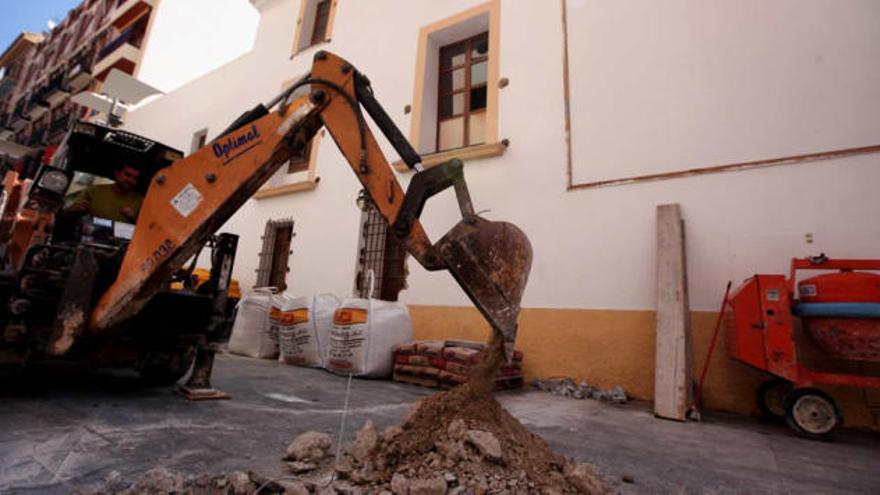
top-left (437, 32), bottom-right (489, 152)
top-left (287, 138), bottom-right (312, 174)
top-left (310, 0), bottom-right (331, 46)
top-left (403, 1), bottom-right (503, 166)
top-left (292, 0), bottom-right (338, 55)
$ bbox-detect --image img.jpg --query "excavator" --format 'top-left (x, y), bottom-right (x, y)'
top-left (0, 51), bottom-right (532, 398)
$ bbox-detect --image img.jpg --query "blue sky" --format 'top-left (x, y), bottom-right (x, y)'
top-left (0, 0), bottom-right (82, 53)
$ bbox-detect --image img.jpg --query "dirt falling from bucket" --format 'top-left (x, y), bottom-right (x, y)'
top-left (359, 334), bottom-right (609, 494)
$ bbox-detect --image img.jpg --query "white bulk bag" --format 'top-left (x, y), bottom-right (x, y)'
top-left (326, 274), bottom-right (412, 378)
top-left (313, 293), bottom-right (341, 364)
top-left (277, 293), bottom-right (340, 367)
top-left (228, 288), bottom-right (277, 359)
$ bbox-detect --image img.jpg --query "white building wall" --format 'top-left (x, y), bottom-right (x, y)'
top-left (124, 0), bottom-right (880, 312)
top-left (136, 0), bottom-right (260, 93)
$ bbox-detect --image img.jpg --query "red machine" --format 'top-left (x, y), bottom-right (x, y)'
top-left (725, 256), bottom-right (880, 439)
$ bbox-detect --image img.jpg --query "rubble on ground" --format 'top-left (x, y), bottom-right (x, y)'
top-left (78, 468), bottom-right (316, 495)
top-left (285, 337), bottom-right (610, 494)
top-left (269, 387), bottom-right (607, 493)
top-left (85, 339), bottom-right (609, 494)
top-left (285, 431), bottom-right (333, 463)
top-left (532, 377), bottom-right (628, 404)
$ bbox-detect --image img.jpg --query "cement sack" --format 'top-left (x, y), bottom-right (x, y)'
top-left (276, 293), bottom-right (340, 367)
top-left (228, 288), bottom-right (277, 359)
top-left (326, 297), bottom-right (413, 378)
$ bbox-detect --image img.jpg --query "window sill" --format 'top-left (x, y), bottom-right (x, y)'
top-left (392, 140), bottom-right (508, 172)
top-left (254, 178), bottom-right (319, 199)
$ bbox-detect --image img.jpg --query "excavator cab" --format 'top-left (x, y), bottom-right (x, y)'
top-left (0, 121), bottom-right (239, 388)
top-left (22, 124), bottom-right (177, 210)
top-left (44, 122), bottom-right (183, 246)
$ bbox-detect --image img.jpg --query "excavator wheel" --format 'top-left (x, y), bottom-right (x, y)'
top-left (138, 346), bottom-right (197, 386)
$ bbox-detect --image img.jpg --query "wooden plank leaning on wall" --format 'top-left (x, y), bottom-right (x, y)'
top-left (654, 203), bottom-right (693, 421)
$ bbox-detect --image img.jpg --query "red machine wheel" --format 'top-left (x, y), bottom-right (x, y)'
top-left (756, 379), bottom-right (793, 420)
top-left (783, 388), bottom-right (842, 440)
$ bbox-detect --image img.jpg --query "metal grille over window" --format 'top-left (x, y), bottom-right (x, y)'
top-left (437, 32), bottom-right (489, 152)
top-left (355, 199), bottom-right (407, 301)
top-left (255, 219), bottom-right (294, 291)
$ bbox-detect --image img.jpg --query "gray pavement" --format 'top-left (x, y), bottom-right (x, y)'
top-left (1, 354), bottom-right (878, 494)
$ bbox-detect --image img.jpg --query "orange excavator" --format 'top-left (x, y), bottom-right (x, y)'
top-left (0, 51), bottom-right (532, 397)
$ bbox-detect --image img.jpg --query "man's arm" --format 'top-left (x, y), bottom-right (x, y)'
top-left (119, 193), bottom-right (144, 222)
top-left (66, 188), bottom-right (92, 214)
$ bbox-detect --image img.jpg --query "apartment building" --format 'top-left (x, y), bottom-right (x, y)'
top-left (0, 33), bottom-right (43, 142)
top-left (119, 0), bottom-right (880, 428)
top-left (0, 0), bottom-right (258, 151)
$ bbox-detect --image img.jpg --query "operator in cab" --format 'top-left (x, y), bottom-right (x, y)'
top-left (66, 164), bottom-right (144, 223)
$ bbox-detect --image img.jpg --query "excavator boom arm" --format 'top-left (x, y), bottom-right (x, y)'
top-left (90, 52), bottom-right (531, 362)
top-left (90, 52), bottom-right (433, 331)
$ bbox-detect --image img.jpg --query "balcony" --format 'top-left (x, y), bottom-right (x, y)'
top-left (107, 0), bottom-right (155, 30)
top-left (48, 111), bottom-right (72, 139)
top-left (0, 75), bottom-right (17, 99)
top-left (65, 56), bottom-right (93, 93)
top-left (25, 90), bottom-right (50, 120)
top-left (44, 71), bottom-right (71, 108)
top-left (0, 114), bottom-right (11, 140)
top-left (94, 22), bottom-right (147, 80)
top-left (9, 100), bottom-right (29, 132)
top-left (27, 127), bottom-right (46, 147)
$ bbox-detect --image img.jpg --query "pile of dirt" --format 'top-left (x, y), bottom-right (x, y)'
top-left (286, 335), bottom-right (609, 494)
top-left (343, 383), bottom-right (607, 494)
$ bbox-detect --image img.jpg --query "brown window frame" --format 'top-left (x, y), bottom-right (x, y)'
top-left (287, 138), bottom-right (312, 174)
top-left (310, 0), bottom-right (332, 47)
top-left (436, 32), bottom-right (489, 152)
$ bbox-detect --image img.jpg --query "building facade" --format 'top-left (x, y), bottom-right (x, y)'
top-left (123, 0), bottom-right (880, 428)
top-left (0, 33), bottom-right (43, 143)
top-left (0, 0), bottom-right (258, 151)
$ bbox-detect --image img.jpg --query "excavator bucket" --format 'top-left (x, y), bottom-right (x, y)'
top-left (435, 216), bottom-right (532, 361)
top-left (392, 158), bottom-right (532, 361)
